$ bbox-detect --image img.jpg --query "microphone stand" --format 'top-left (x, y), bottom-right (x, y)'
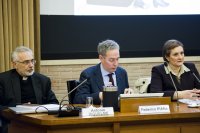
top-left (164, 62), bottom-right (179, 107)
top-left (58, 78), bottom-right (88, 117)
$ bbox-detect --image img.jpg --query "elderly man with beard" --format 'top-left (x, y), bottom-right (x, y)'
top-left (0, 46), bottom-right (58, 133)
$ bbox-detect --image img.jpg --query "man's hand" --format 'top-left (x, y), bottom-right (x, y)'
top-left (124, 88), bottom-right (133, 94)
top-left (99, 92), bottom-right (103, 101)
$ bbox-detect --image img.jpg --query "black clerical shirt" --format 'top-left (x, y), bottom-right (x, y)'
top-left (20, 76), bottom-right (37, 104)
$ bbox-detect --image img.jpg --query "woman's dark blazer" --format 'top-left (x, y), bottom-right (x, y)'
top-left (150, 62), bottom-right (200, 99)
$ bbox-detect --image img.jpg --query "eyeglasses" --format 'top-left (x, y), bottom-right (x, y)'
top-left (16, 59), bottom-right (36, 65)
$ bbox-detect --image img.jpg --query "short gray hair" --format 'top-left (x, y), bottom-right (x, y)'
top-left (12, 46), bottom-right (33, 62)
top-left (97, 39), bottom-right (120, 56)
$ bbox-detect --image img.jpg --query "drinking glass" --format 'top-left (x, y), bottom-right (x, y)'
top-left (86, 97), bottom-right (93, 108)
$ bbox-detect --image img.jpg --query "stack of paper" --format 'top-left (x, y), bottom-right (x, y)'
top-left (9, 104), bottom-right (59, 114)
top-left (120, 93), bottom-right (164, 98)
top-left (178, 99), bottom-right (200, 105)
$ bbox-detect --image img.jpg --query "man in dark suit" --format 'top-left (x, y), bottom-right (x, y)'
top-left (0, 46), bottom-right (58, 133)
top-left (73, 39), bottom-right (132, 104)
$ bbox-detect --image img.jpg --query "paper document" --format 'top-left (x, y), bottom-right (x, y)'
top-left (9, 104), bottom-right (59, 114)
top-left (120, 93), bottom-right (164, 98)
top-left (178, 99), bottom-right (200, 105)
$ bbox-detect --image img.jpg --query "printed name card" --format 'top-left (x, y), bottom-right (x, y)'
top-left (138, 105), bottom-right (170, 114)
top-left (81, 106), bottom-right (114, 117)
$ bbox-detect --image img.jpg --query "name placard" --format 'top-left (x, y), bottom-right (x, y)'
top-left (81, 106), bottom-right (114, 117)
top-left (138, 105), bottom-right (170, 114)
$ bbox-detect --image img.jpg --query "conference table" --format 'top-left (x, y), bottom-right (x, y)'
top-left (2, 102), bottom-right (200, 133)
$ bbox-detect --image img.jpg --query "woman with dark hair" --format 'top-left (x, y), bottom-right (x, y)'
top-left (150, 39), bottom-right (200, 100)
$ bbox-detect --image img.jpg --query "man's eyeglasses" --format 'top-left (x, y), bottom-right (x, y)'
top-left (16, 59), bottom-right (36, 65)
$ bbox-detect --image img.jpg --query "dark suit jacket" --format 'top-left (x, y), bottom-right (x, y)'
top-left (150, 62), bottom-right (200, 99)
top-left (73, 63), bottom-right (129, 104)
top-left (0, 69), bottom-right (58, 109)
top-left (0, 69), bottom-right (58, 133)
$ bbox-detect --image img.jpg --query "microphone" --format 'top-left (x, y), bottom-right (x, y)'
top-left (190, 71), bottom-right (200, 84)
top-left (164, 62), bottom-right (179, 107)
top-left (57, 78), bottom-right (88, 117)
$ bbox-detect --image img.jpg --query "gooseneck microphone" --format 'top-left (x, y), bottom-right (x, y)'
top-left (164, 62), bottom-right (179, 107)
top-left (58, 78), bottom-right (88, 117)
top-left (191, 71), bottom-right (200, 84)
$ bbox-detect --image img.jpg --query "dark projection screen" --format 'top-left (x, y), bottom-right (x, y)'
top-left (41, 15), bottom-right (200, 60)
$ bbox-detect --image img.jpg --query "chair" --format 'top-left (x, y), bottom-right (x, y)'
top-left (0, 116), bottom-right (8, 133)
top-left (146, 83), bottom-right (151, 93)
top-left (67, 80), bottom-right (80, 104)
